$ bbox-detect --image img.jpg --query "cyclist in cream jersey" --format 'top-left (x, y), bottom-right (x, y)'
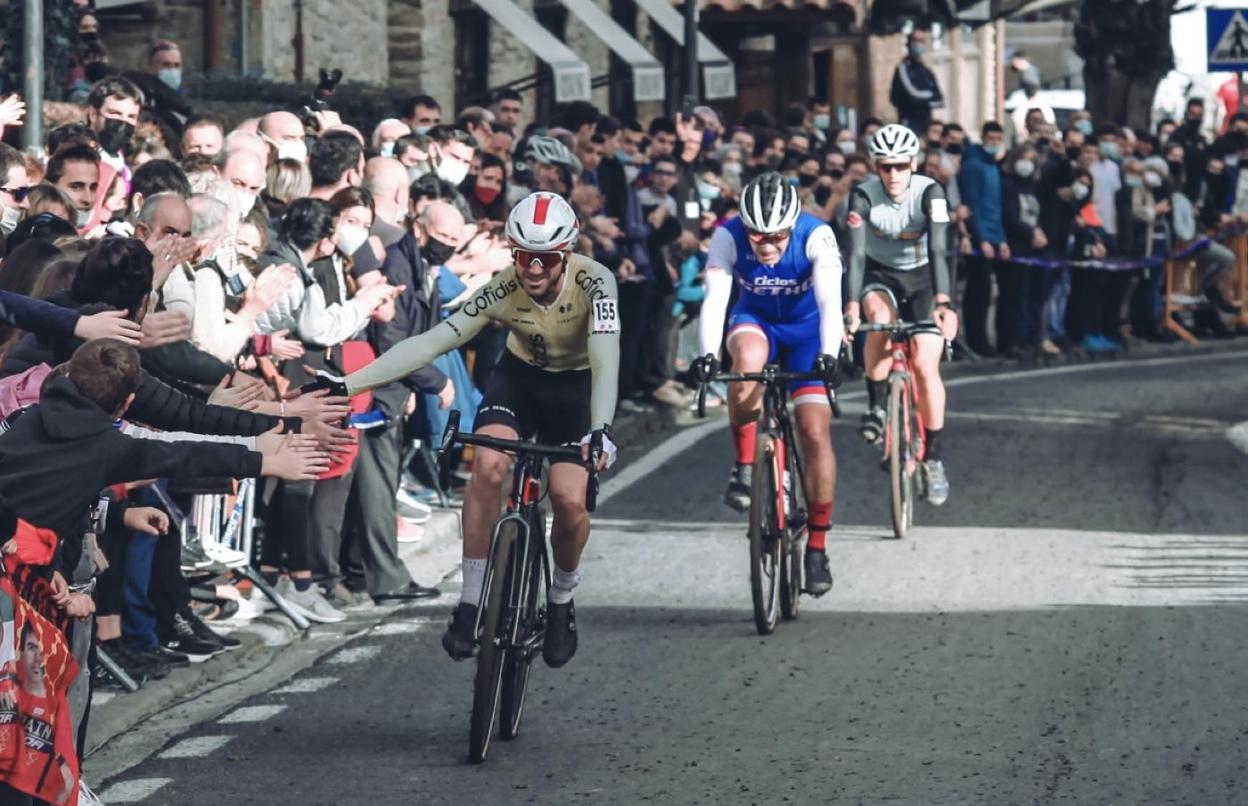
top-left (339, 192), bottom-right (620, 669)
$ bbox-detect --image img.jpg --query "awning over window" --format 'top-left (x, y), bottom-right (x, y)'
top-left (473, 0), bottom-right (592, 102)
top-left (631, 0), bottom-right (737, 99)
top-left (556, 0), bottom-right (667, 101)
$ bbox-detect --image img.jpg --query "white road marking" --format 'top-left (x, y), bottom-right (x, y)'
top-left (93, 691), bottom-right (116, 707)
top-left (218, 704), bottom-right (287, 724)
top-left (372, 618), bottom-right (436, 636)
top-left (327, 644), bottom-right (383, 664)
top-left (272, 676), bottom-right (339, 694)
top-left (945, 410), bottom-right (1231, 436)
top-left (603, 350), bottom-right (1248, 505)
top-left (158, 735), bottom-right (234, 759)
top-left (98, 778), bottom-right (172, 803)
top-left (1229, 421), bottom-right (1248, 455)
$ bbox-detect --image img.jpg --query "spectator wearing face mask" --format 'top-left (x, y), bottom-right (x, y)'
top-left (1089, 128), bottom-right (1123, 243)
top-left (122, 40), bottom-right (193, 138)
top-left (958, 121), bottom-right (1009, 356)
top-left (891, 30), bottom-right (944, 133)
top-left (371, 119), bottom-right (411, 159)
top-left (1000, 144), bottom-right (1046, 355)
top-left (258, 111), bottom-right (309, 163)
top-left (463, 153), bottom-right (508, 227)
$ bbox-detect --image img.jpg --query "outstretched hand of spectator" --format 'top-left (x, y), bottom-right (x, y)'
top-left (269, 329), bottom-right (305, 360)
top-left (140, 310), bottom-right (191, 349)
top-left (74, 310), bottom-right (143, 346)
top-left (50, 572), bottom-right (70, 606)
top-left (123, 506), bottom-right (170, 536)
top-left (243, 263), bottom-right (297, 315)
top-left (284, 385), bottom-right (351, 422)
top-left (0, 94), bottom-right (26, 134)
top-left (208, 374), bottom-right (265, 411)
top-left (260, 433), bottom-right (332, 480)
top-left (145, 234), bottom-right (199, 289)
top-left (257, 424), bottom-right (317, 455)
top-left (304, 417), bottom-right (354, 453)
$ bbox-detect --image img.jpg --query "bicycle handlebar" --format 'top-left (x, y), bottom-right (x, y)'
top-left (695, 368), bottom-right (842, 420)
top-left (437, 411), bottom-right (601, 512)
top-left (856, 320), bottom-right (941, 336)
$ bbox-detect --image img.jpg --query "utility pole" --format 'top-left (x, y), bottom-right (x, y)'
top-left (21, 0), bottom-right (44, 150)
top-left (682, 0), bottom-right (699, 111)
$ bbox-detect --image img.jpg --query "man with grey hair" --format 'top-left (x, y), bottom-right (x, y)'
top-left (371, 119), bottom-right (411, 158)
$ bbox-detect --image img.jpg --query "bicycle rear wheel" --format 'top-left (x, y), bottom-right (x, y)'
top-left (886, 377), bottom-right (915, 540)
top-left (468, 521), bottom-right (517, 763)
top-left (748, 432), bottom-right (782, 634)
top-left (780, 441), bottom-right (804, 621)
top-left (500, 510), bottom-right (545, 740)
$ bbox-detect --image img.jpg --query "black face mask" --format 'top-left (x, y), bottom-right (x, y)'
top-left (97, 117), bottom-right (134, 155)
top-left (1167, 160), bottom-right (1185, 181)
top-left (83, 62), bottom-right (110, 83)
top-left (945, 143), bottom-right (964, 157)
top-left (797, 173), bottom-right (818, 188)
top-left (828, 168), bottom-right (845, 180)
top-left (813, 185), bottom-right (833, 207)
top-left (79, 32), bottom-right (98, 45)
top-left (422, 236), bottom-right (457, 267)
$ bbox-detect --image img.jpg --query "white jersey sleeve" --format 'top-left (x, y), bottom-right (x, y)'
top-left (806, 224), bottom-right (845, 356)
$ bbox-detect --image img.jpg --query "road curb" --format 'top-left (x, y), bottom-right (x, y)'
top-left (1229, 421), bottom-right (1248, 455)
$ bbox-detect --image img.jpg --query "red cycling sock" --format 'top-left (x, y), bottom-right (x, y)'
top-left (807, 501), bottom-right (833, 551)
top-left (731, 422), bottom-right (757, 465)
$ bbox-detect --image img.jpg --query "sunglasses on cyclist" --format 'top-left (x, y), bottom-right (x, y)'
top-left (876, 162), bottom-right (912, 174)
top-left (0, 186), bottom-right (31, 203)
top-left (746, 229), bottom-right (792, 245)
top-left (513, 249), bottom-right (565, 271)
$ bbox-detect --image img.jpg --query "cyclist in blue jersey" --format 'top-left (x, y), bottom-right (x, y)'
top-left (843, 124), bottom-right (958, 505)
top-left (695, 172), bottom-right (844, 595)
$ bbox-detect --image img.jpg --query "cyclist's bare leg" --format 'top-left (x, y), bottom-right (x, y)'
top-left (547, 461), bottom-right (591, 573)
top-left (911, 333), bottom-right (946, 430)
top-left (794, 402), bottom-right (836, 511)
top-left (861, 291), bottom-right (895, 383)
top-left (460, 424), bottom-right (520, 561)
top-left (726, 327), bottom-right (769, 427)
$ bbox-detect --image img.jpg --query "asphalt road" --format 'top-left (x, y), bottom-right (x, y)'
top-left (96, 350), bottom-right (1248, 804)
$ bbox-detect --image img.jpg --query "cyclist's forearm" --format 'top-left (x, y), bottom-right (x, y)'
top-left (847, 226), bottom-right (867, 303)
top-left (345, 317), bottom-right (476, 395)
top-left (698, 268), bottom-right (733, 356)
top-left (929, 217), bottom-right (952, 299)
top-left (588, 332), bottom-right (620, 430)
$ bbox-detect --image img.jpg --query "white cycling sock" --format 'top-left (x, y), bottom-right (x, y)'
top-left (460, 558), bottom-right (487, 606)
top-left (549, 564), bottom-right (581, 605)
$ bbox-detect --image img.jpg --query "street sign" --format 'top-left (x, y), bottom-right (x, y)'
top-left (1208, 8), bottom-right (1248, 72)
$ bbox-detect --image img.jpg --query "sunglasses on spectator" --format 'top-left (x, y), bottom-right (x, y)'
top-left (746, 229), bottom-right (791, 245)
top-left (0, 186), bottom-right (30, 202)
top-left (652, 168), bottom-right (677, 177)
top-left (877, 162), bottom-right (912, 174)
top-left (513, 249), bottom-right (565, 271)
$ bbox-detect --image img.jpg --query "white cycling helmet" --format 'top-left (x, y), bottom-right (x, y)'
top-left (506, 191), bottom-right (581, 252)
top-left (868, 124), bottom-right (921, 162)
top-left (738, 171), bottom-right (801, 234)
top-left (526, 135), bottom-right (580, 171)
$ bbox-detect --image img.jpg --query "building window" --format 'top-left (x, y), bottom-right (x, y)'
top-left (454, 8), bottom-right (492, 109)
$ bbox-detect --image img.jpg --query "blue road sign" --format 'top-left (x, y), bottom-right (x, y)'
top-left (1209, 8), bottom-right (1248, 72)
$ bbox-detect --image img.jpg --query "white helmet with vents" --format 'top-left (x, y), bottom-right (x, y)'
top-left (868, 124), bottom-right (921, 161)
top-left (738, 172), bottom-right (801, 234)
top-left (505, 191), bottom-right (581, 252)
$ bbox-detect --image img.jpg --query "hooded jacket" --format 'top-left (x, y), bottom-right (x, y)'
top-left (0, 375), bottom-right (263, 570)
top-left (958, 144), bottom-right (1007, 247)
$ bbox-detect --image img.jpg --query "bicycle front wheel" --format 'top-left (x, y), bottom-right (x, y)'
top-left (748, 432), bottom-right (782, 635)
top-left (468, 521), bottom-right (517, 763)
top-left (886, 377), bottom-right (915, 540)
top-left (780, 442), bottom-right (804, 622)
top-left (500, 510), bottom-right (545, 740)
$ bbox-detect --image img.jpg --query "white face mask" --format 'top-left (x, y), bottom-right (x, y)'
top-left (380, 141), bottom-right (396, 158)
top-left (0, 206), bottom-right (20, 236)
top-left (76, 208), bottom-right (94, 228)
top-left (837, 140), bottom-right (856, 154)
top-left (1072, 182), bottom-right (1090, 201)
top-left (1013, 159), bottom-right (1036, 178)
top-left (1144, 171), bottom-right (1164, 189)
top-left (272, 138), bottom-right (307, 163)
top-left (407, 162), bottom-right (431, 183)
top-left (335, 223), bottom-right (369, 256)
top-left (234, 189), bottom-right (257, 219)
top-left (436, 158), bottom-right (469, 186)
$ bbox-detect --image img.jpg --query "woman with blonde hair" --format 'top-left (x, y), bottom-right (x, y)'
top-left (265, 158), bottom-right (312, 217)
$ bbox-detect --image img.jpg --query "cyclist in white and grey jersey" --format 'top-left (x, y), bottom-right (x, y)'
top-left (843, 124), bottom-right (958, 506)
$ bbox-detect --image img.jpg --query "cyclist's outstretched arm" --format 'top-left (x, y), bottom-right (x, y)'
top-left (698, 227), bottom-right (737, 357)
top-left (586, 264), bottom-right (622, 429)
top-left (845, 189), bottom-right (872, 304)
top-left (345, 312), bottom-right (487, 396)
top-left (808, 224), bottom-right (845, 354)
top-left (922, 182), bottom-right (953, 300)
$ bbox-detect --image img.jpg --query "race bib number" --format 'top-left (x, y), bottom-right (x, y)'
top-left (929, 199), bottom-right (950, 223)
top-left (592, 299), bottom-right (620, 334)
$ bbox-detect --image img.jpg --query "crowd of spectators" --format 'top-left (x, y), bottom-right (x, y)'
top-left (0, 8), bottom-right (1244, 801)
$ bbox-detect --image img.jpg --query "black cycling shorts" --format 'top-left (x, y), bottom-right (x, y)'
top-left (475, 350), bottom-right (591, 461)
top-left (861, 259), bottom-right (936, 324)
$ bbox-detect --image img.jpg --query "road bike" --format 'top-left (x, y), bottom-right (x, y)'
top-left (437, 410), bottom-right (601, 764)
top-left (857, 320), bottom-right (943, 539)
top-left (696, 366), bottom-right (840, 635)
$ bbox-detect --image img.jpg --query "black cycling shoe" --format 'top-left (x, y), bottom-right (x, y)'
top-left (441, 603), bottom-right (478, 661)
top-left (803, 549), bottom-right (833, 597)
top-left (860, 407), bottom-right (885, 444)
top-left (723, 463), bottom-right (752, 512)
top-left (542, 600), bottom-right (578, 669)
